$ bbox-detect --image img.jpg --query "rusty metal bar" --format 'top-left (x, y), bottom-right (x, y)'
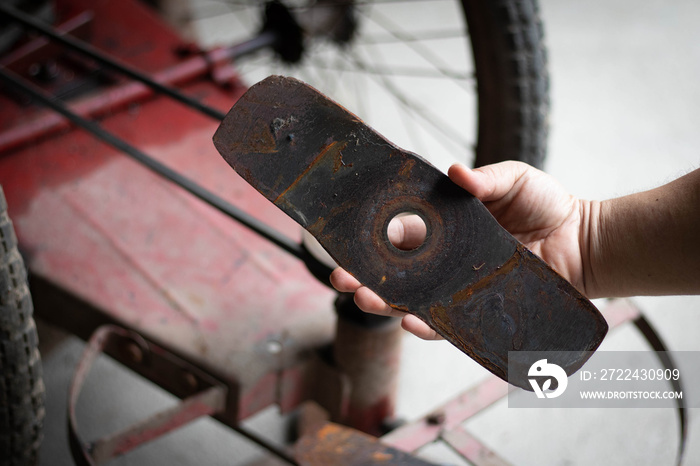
top-left (90, 385), bottom-right (227, 464)
top-left (332, 306), bottom-right (403, 435)
top-left (67, 326), bottom-right (229, 465)
top-left (294, 423), bottom-right (438, 466)
top-left (67, 325), bottom-right (300, 466)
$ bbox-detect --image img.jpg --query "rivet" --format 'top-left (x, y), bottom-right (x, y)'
top-left (125, 342), bottom-right (143, 364)
top-left (182, 371), bottom-right (198, 391)
top-left (426, 412), bottom-right (445, 425)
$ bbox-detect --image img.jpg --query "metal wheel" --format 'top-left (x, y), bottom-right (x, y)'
top-left (191, 0), bottom-right (549, 171)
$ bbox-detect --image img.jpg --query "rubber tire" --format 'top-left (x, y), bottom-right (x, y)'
top-left (462, 0), bottom-right (549, 168)
top-left (0, 185), bottom-right (45, 466)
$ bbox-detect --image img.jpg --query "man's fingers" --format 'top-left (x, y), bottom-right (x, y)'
top-left (401, 314), bottom-right (442, 340)
top-left (331, 269), bottom-right (444, 338)
top-left (354, 287), bottom-right (407, 318)
top-left (448, 161), bottom-right (530, 202)
top-left (387, 214), bottom-right (427, 251)
top-left (332, 270), bottom-right (405, 317)
top-left (330, 268), bottom-right (361, 292)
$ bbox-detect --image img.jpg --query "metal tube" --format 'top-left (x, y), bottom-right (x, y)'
top-left (0, 66), bottom-right (305, 260)
top-left (224, 29), bottom-right (279, 61)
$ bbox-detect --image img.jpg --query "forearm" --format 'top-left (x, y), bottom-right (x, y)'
top-left (582, 169), bottom-right (700, 298)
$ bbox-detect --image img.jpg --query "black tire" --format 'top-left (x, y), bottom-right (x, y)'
top-left (463, 0), bottom-right (549, 168)
top-left (0, 186), bottom-right (45, 466)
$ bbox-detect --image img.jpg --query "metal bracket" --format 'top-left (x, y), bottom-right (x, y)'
top-left (67, 325), bottom-right (228, 466)
top-left (213, 76), bottom-right (608, 389)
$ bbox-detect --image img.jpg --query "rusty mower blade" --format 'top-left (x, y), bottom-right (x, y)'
top-left (213, 76), bottom-right (607, 389)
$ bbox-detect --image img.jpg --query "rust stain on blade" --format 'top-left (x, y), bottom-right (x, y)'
top-left (227, 117), bottom-right (278, 155)
top-left (273, 140), bottom-right (348, 204)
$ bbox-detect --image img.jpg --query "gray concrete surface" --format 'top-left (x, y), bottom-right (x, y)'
top-left (35, 0), bottom-right (700, 464)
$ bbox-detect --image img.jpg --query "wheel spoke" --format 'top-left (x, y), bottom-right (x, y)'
top-left (344, 47), bottom-right (468, 152)
top-left (201, 0), bottom-right (475, 165)
top-left (357, 6), bottom-right (469, 90)
top-left (358, 28), bottom-right (467, 44)
top-left (305, 60), bottom-right (470, 80)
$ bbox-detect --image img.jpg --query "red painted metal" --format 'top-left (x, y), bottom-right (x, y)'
top-left (0, 0), bottom-right (336, 431)
top-left (382, 375), bottom-right (509, 453)
top-left (0, 10), bottom-right (94, 73)
top-left (440, 425), bottom-right (511, 466)
top-left (0, 20), bottom-right (247, 152)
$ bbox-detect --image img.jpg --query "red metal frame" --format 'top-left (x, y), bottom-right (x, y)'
top-left (0, 0), bottom-right (337, 431)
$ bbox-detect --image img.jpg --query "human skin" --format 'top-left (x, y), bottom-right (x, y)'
top-left (330, 161), bottom-right (700, 340)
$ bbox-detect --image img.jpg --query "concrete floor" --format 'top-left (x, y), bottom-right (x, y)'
top-left (35, 0), bottom-right (700, 464)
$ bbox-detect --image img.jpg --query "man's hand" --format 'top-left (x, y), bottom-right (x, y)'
top-left (330, 161), bottom-right (586, 340)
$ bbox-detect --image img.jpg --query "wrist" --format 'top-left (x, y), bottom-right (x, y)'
top-left (578, 199), bottom-right (605, 298)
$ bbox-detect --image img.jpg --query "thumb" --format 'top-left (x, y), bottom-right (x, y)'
top-left (448, 161), bottom-right (530, 202)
